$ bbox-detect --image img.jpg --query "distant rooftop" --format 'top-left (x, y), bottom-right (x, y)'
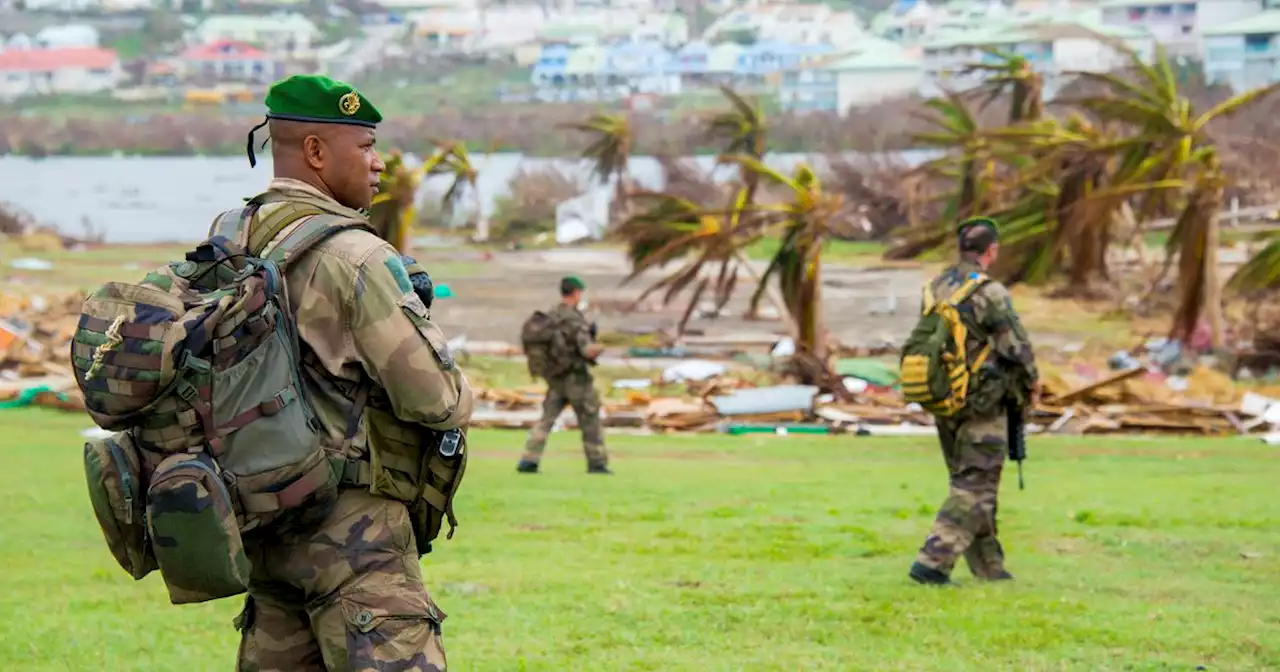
top-left (0, 47), bottom-right (118, 72)
top-left (1201, 9), bottom-right (1280, 36)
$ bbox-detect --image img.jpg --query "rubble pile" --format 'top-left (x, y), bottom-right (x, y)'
top-left (0, 293), bottom-right (86, 411)
top-left (3, 290), bottom-right (1280, 442)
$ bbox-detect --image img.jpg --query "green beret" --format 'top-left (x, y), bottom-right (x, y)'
top-left (563, 276), bottom-right (586, 290)
top-left (957, 216), bottom-right (999, 238)
top-left (246, 74), bottom-right (383, 167)
top-left (265, 74), bottom-right (382, 127)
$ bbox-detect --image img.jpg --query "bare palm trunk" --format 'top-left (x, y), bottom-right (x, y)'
top-left (734, 249), bottom-right (799, 339)
top-left (1203, 208), bottom-right (1223, 347)
top-left (472, 182), bottom-right (489, 241)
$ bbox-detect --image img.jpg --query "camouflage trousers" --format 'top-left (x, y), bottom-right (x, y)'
top-left (522, 372), bottom-right (608, 468)
top-left (235, 488), bottom-right (448, 672)
top-left (915, 410), bottom-right (1008, 579)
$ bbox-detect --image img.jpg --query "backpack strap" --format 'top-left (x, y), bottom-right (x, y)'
top-left (943, 272), bottom-right (990, 307)
top-left (263, 213), bottom-right (374, 271)
top-left (921, 283), bottom-right (937, 314)
top-left (944, 272), bottom-right (993, 373)
top-left (209, 206), bottom-right (254, 247)
top-left (921, 272), bottom-right (988, 315)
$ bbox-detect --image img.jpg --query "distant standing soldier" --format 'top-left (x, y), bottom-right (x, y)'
top-left (902, 217), bottom-right (1039, 585)
top-left (230, 75), bottom-right (473, 669)
top-left (517, 276), bottom-right (612, 474)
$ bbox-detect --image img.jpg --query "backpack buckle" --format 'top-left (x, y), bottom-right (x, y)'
top-left (176, 380), bottom-right (199, 402)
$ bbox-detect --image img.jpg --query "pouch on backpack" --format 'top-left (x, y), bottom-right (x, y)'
top-left (146, 452), bottom-right (251, 605)
top-left (83, 431), bottom-right (157, 580)
top-left (363, 406), bottom-right (468, 557)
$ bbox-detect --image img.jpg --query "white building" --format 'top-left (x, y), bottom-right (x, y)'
top-left (1203, 9), bottom-right (1280, 92)
top-left (15, 0), bottom-right (98, 11)
top-left (193, 14), bottom-right (320, 54)
top-left (34, 25), bottom-right (100, 50)
top-left (1099, 0), bottom-right (1263, 58)
top-left (781, 38), bottom-right (925, 114)
top-left (706, 3), bottom-right (866, 46)
top-left (0, 47), bottom-right (122, 100)
top-left (921, 12), bottom-right (1154, 96)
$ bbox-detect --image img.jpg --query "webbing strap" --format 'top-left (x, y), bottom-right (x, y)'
top-left (210, 207), bottom-right (252, 246)
top-left (239, 456), bottom-right (339, 514)
top-left (264, 214), bottom-right (374, 271)
top-left (944, 273), bottom-right (989, 308)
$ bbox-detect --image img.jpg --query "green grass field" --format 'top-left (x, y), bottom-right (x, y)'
top-left (3, 408), bottom-right (1278, 670)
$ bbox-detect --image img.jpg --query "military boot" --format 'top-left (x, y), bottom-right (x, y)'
top-left (987, 570), bottom-right (1014, 581)
top-left (587, 463), bottom-right (613, 475)
top-left (516, 459), bottom-right (540, 474)
top-left (909, 562), bottom-right (952, 586)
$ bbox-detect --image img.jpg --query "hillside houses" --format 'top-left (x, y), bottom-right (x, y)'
top-left (8, 0), bottom-right (1280, 108)
top-left (1098, 0), bottom-right (1261, 57)
top-left (920, 10), bottom-right (1155, 96)
top-left (192, 14), bottom-right (319, 55)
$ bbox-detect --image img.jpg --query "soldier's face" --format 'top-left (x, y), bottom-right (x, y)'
top-left (316, 126), bottom-right (385, 211)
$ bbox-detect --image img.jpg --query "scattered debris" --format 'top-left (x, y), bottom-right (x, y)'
top-left (3, 288), bottom-right (1279, 441)
top-left (1, 292), bottom-right (86, 412)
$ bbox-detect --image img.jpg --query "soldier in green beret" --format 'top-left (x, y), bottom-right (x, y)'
top-left (518, 275), bottom-right (612, 474)
top-left (215, 74), bottom-right (472, 670)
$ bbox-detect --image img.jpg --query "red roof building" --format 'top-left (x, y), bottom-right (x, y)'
top-left (179, 40), bottom-right (283, 83)
top-left (0, 47), bottom-right (119, 72)
top-left (0, 47), bottom-right (121, 99)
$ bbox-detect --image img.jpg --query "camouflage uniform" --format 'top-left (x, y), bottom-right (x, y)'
top-left (521, 303), bottom-right (608, 469)
top-left (225, 178), bottom-right (473, 671)
top-left (914, 260), bottom-right (1038, 580)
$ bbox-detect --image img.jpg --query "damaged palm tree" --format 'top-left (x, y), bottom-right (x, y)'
top-left (1062, 41), bottom-right (1280, 344)
top-left (722, 156), bottom-right (845, 363)
top-left (561, 112), bottom-right (633, 229)
top-left (886, 92), bottom-right (1003, 260)
top-left (612, 187), bottom-right (774, 337)
top-left (421, 140), bottom-right (487, 241)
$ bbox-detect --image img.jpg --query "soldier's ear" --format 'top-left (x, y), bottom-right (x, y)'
top-left (302, 135), bottom-right (325, 170)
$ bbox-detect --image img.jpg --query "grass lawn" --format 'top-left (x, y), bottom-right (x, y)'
top-left (3, 408), bottom-right (1278, 670)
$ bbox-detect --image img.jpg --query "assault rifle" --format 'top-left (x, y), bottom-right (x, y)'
top-left (1005, 398), bottom-right (1027, 490)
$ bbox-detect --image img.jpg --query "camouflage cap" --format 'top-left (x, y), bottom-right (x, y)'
top-left (246, 74), bottom-right (383, 167)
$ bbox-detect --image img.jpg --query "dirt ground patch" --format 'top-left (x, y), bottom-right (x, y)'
top-left (418, 246), bottom-right (930, 348)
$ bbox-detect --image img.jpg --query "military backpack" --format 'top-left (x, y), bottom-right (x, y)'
top-left (73, 199), bottom-right (370, 606)
top-left (899, 272), bottom-right (992, 417)
top-left (520, 310), bottom-right (575, 379)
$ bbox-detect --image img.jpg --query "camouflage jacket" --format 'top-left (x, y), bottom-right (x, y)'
top-left (548, 302), bottom-right (595, 378)
top-left (220, 178), bottom-right (474, 460)
top-left (926, 260), bottom-right (1039, 411)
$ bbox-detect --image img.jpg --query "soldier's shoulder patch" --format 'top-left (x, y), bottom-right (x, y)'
top-left (383, 255), bottom-right (415, 296)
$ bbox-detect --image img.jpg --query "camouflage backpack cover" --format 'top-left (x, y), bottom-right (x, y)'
top-left (899, 272), bottom-right (992, 417)
top-left (520, 309), bottom-right (575, 379)
top-left (73, 201), bottom-right (370, 606)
